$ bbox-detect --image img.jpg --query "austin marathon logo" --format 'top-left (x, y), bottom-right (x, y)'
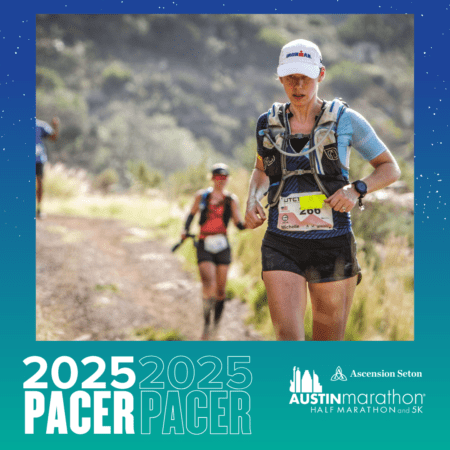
top-left (289, 366), bottom-right (322, 393)
top-left (288, 366), bottom-right (424, 414)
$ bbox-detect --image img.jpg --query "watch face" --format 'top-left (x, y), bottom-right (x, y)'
top-left (354, 181), bottom-right (367, 195)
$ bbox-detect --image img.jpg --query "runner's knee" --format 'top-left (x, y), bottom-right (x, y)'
top-left (216, 285), bottom-right (226, 299)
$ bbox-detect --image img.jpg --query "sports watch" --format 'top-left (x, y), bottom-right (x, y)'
top-left (352, 180), bottom-right (367, 211)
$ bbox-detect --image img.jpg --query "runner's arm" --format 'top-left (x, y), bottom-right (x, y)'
top-left (364, 150), bottom-right (401, 192)
top-left (49, 116), bottom-right (60, 141)
top-left (325, 109), bottom-right (401, 212)
top-left (230, 195), bottom-right (247, 230)
top-left (182, 191), bottom-right (202, 239)
top-left (245, 155), bottom-right (269, 229)
top-left (325, 150), bottom-right (401, 212)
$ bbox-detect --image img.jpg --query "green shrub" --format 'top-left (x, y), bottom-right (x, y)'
top-left (352, 201), bottom-right (414, 248)
top-left (168, 159), bottom-right (209, 196)
top-left (247, 281), bottom-right (268, 324)
top-left (233, 137), bottom-right (257, 171)
top-left (226, 277), bottom-right (253, 301)
top-left (127, 160), bottom-right (163, 191)
top-left (102, 62), bottom-right (132, 92)
top-left (257, 27), bottom-right (287, 48)
top-left (43, 164), bottom-right (82, 199)
top-left (326, 61), bottom-right (373, 98)
top-left (92, 168), bottom-right (119, 194)
top-left (36, 67), bottom-right (65, 90)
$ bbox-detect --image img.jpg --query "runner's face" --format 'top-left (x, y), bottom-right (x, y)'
top-left (280, 71), bottom-right (323, 107)
top-left (212, 174), bottom-right (228, 189)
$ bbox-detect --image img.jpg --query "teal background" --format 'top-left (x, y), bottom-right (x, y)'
top-left (1, 0), bottom-right (449, 448)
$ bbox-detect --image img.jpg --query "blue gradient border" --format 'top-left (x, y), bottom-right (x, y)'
top-left (1, 0), bottom-right (449, 448)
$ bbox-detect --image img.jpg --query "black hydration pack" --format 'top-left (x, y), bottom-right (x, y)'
top-left (259, 98), bottom-right (350, 207)
top-left (199, 188), bottom-right (233, 227)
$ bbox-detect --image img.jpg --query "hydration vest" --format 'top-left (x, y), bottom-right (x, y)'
top-left (259, 98), bottom-right (350, 207)
top-left (199, 188), bottom-right (233, 228)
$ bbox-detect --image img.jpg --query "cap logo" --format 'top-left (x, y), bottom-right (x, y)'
top-left (286, 51), bottom-right (312, 59)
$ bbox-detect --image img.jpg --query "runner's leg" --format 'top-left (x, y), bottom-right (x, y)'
top-left (199, 261), bottom-right (217, 298)
top-left (198, 261), bottom-right (217, 339)
top-left (309, 275), bottom-right (358, 341)
top-left (263, 271), bottom-right (308, 341)
top-left (214, 264), bottom-right (229, 325)
top-left (36, 175), bottom-right (43, 217)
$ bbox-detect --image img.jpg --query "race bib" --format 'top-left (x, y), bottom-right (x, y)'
top-left (204, 234), bottom-right (229, 254)
top-left (277, 192), bottom-right (334, 232)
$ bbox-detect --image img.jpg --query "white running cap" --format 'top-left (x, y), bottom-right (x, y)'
top-left (277, 39), bottom-right (323, 79)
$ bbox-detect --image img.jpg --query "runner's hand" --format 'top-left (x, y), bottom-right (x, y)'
top-left (245, 198), bottom-right (266, 229)
top-left (324, 184), bottom-right (359, 213)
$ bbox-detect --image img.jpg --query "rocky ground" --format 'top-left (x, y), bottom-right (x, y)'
top-left (36, 215), bottom-right (263, 341)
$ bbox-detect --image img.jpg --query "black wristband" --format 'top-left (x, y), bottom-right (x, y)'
top-left (236, 222), bottom-right (246, 231)
top-left (184, 213), bottom-right (194, 232)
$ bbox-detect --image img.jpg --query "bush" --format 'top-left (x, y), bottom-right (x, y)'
top-left (92, 168), bottom-right (119, 194)
top-left (127, 160), bottom-right (163, 191)
top-left (36, 67), bottom-right (65, 91)
top-left (351, 200), bottom-right (414, 248)
top-left (102, 62), bottom-right (132, 92)
top-left (326, 61), bottom-right (373, 98)
top-left (168, 159), bottom-right (209, 196)
top-left (257, 27), bottom-right (287, 48)
top-left (233, 137), bottom-right (257, 171)
top-left (42, 163), bottom-right (83, 199)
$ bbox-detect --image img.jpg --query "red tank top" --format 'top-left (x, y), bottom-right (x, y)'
top-left (199, 201), bottom-right (227, 238)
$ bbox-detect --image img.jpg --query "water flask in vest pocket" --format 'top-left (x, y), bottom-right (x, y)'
top-left (267, 183), bottom-right (280, 205)
top-left (261, 149), bottom-right (282, 178)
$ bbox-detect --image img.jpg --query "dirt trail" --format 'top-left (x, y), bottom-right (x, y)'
top-left (36, 215), bottom-right (263, 341)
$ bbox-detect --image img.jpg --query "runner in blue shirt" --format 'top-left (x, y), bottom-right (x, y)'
top-left (36, 117), bottom-right (59, 218)
top-left (245, 39), bottom-right (401, 341)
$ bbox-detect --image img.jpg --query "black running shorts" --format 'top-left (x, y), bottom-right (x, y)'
top-left (261, 231), bottom-right (362, 284)
top-left (197, 239), bottom-right (231, 266)
top-left (36, 162), bottom-right (44, 177)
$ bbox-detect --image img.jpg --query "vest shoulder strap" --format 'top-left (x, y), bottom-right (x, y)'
top-left (199, 188), bottom-right (212, 226)
top-left (200, 187), bottom-right (213, 208)
top-left (267, 102), bottom-right (287, 128)
top-left (318, 98), bottom-right (348, 126)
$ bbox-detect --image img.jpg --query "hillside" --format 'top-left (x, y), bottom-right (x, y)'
top-left (36, 14), bottom-right (414, 185)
